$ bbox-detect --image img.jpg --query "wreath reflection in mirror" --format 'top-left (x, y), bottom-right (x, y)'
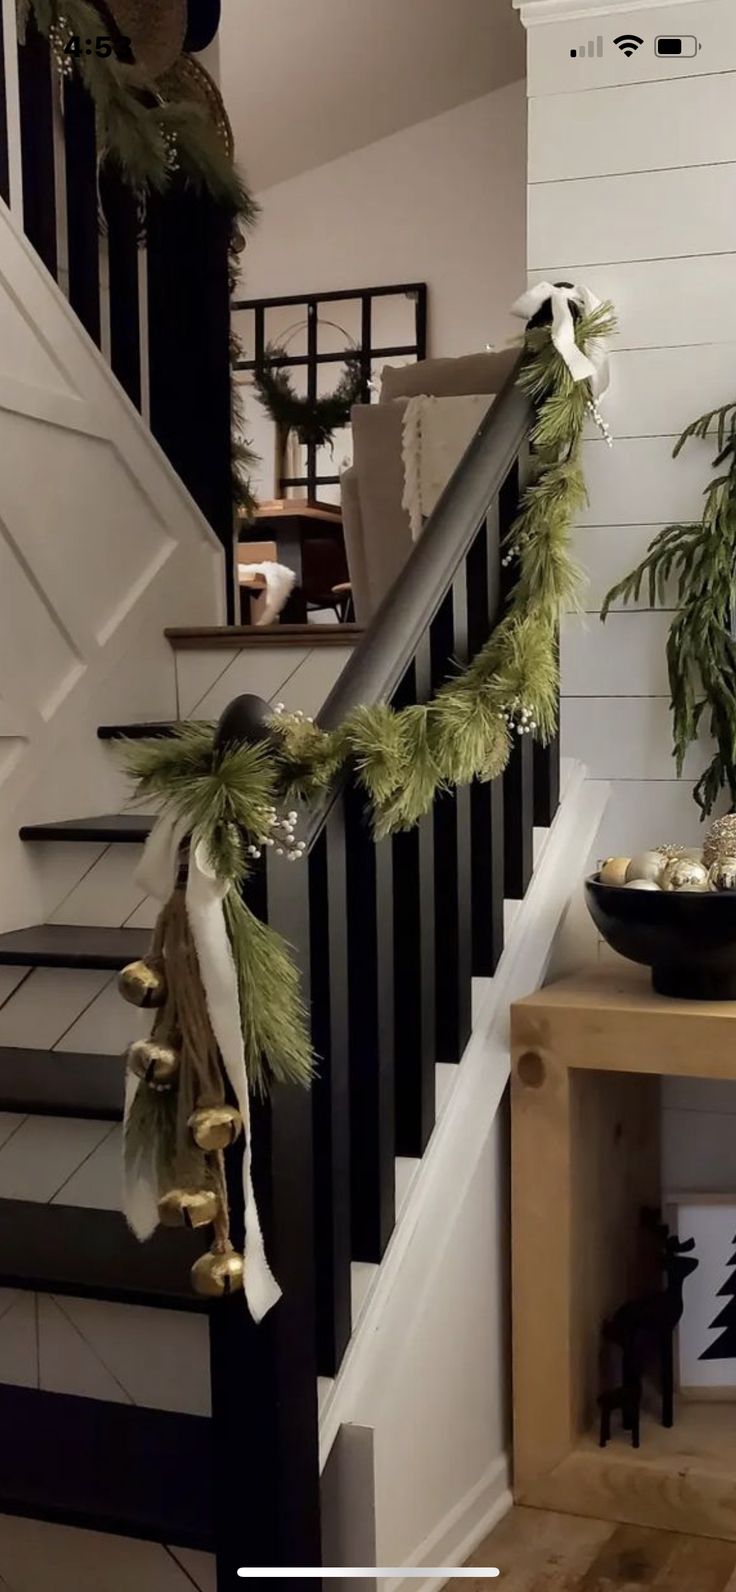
top-left (253, 338), bottom-right (364, 450)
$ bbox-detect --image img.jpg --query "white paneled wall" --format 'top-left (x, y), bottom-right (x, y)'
top-left (524, 0), bottom-right (735, 858)
top-left (521, 0), bottom-right (735, 1187)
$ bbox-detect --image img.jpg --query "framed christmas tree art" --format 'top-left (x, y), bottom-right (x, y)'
top-left (666, 1196), bottom-right (736, 1399)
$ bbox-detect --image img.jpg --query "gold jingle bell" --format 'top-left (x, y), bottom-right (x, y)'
top-left (118, 958), bottom-right (167, 1009)
top-left (709, 857), bottom-right (736, 892)
top-left (158, 1188), bottom-right (220, 1230)
top-left (191, 1245), bottom-right (245, 1299)
top-left (189, 1106), bottom-right (243, 1152)
top-left (661, 857), bottom-right (709, 892)
top-left (126, 1039), bottom-right (180, 1090)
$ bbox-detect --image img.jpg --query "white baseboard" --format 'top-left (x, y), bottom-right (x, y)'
top-left (388, 1456), bottom-right (512, 1592)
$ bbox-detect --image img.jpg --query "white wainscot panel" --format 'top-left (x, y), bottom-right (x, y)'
top-left (528, 256), bottom-right (736, 351)
top-left (0, 1510), bottom-right (215, 1590)
top-left (56, 975), bottom-right (148, 1054)
top-left (0, 291), bottom-right (78, 394)
top-left (579, 436), bottom-right (708, 526)
top-left (52, 1123), bottom-right (122, 1210)
top-left (603, 346), bottom-right (736, 440)
top-left (586, 777), bottom-right (717, 858)
top-left (0, 526), bottom-right (83, 720)
top-left (49, 845), bottom-right (146, 929)
top-left (572, 526), bottom-right (673, 612)
top-left (46, 1296), bottom-right (211, 1416)
top-left (0, 967), bottom-right (110, 1050)
top-left (0, 1116), bottom-right (115, 1203)
top-left (562, 695), bottom-right (711, 779)
top-left (527, 0), bottom-right (736, 97)
top-left (174, 646), bottom-right (238, 717)
top-left (561, 610), bottom-right (671, 695)
top-left (182, 646), bottom-right (311, 720)
top-left (529, 72), bottom-right (736, 184)
top-left (277, 648), bottom-right (354, 718)
top-left (529, 165), bottom-right (736, 270)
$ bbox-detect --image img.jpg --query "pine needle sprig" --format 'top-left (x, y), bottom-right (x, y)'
top-left (224, 891), bottom-right (315, 1092)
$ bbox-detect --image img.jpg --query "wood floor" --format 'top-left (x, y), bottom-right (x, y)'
top-left (448, 1508), bottom-right (736, 1590)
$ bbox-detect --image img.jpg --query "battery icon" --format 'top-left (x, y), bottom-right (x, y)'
top-left (655, 35), bottom-right (700, 56)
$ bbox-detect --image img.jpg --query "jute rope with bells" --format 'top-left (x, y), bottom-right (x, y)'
top-left (120, 842), bottom-right (246, 1299)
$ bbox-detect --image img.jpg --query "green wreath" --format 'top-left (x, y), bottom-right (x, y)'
top-left (253, 344), bottom-right (364, 449)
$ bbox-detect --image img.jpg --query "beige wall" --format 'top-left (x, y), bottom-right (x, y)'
top-left (237, 83), bottom-right (527, 498)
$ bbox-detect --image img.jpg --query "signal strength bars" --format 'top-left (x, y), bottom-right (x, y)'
top-left (570, 35), bottom-right (603, 57)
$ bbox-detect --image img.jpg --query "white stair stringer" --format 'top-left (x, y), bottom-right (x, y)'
top-left (0, 198), bottom-right (225, 933)
top-left (318, 761), bottom-right (609, 1589)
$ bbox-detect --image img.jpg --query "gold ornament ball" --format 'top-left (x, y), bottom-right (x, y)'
top-left (625, 851), bottom-right (665, 886)
top-left (126, 1039), bottom-right (180, 1090)
top-left (703, 815), bottom-right (736, 868)
top-left (158, 1188), bottom-right (220, 1230)
top-left (709, 858), bottom-right (736, 892)
top-left (118, 958), bottom-right (167, 1008)
top-left (661, 857), bottom-right (709, 893)
top-left (599, 856), bottom-right (630, 887)
top-left (189, 1106), bottom-right (243, 1152)
top-left (623, 878), bottom-right (661, 891)
top-left (191, 1246), bottom-right (245, 1298)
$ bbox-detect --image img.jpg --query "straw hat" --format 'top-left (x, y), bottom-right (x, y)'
top-left (106, 0), bottom-right (187, 79)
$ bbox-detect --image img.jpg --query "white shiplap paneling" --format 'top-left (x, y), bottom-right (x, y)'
top-left (530, 72), bottom-right (736, 183)
top-left (572, 525), bottom-right (673, 610)
top-left (602, 344), bottom-right (736, 438)
top-left (529, 163), bottom-right (736, 269)
top-left (579, 434), bottom-right (709, 525)
top-left (562, 694), bottom-right (713, 778)
top-left (529, 255), bottom-right (736, 350)
top-left (561, 609), bottom-right (672, 695)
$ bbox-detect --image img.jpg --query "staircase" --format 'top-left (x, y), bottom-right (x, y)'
top-left (0, 11), bottom-right (607, 1589)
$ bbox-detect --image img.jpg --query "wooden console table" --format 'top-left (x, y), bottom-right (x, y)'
top-left (511, 965), bottom-right (736, 1542)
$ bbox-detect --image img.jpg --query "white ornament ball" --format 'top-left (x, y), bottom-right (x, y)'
top-left (708, 858), bottom-right (736, 892)
top-left (623, 878), bottom-right (661, 891)
top-left (661, 857), bottom-right (709, 893)
top-left (625, 851), bottom-right (665, 886)
top-left (599, 856), bottom-right (631, 887)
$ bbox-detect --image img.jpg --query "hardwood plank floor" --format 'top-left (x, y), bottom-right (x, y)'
top-left (447, 1508), bottom-right (736, 1591)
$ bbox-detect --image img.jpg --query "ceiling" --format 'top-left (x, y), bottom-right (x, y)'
top-left (218, 0), bottom-right (525, 191)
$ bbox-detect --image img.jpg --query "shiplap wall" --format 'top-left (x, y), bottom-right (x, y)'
top-left (523, 0), bottom-right (736, 1187)
top-left (525, 0), bottom-right (735, 857)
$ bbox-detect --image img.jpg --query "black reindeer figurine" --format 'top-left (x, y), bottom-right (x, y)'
top-left (598, 1212), bottom-right (699, 1449)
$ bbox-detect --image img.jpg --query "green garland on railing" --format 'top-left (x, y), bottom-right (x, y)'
top-left (602, 401), bottom-right (736, 817)
top-left (120, 299), bottom-right (615, 1092)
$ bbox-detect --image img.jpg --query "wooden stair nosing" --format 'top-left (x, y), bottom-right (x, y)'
top-left (165, 622), bottom-right (363, 650)
top-left (97, 721), bottom-right (183, 741)
top-left (0, 1049), bottom-right (123, 1120)
top-left (0, 1201), bottom-right (209, 1312)
top-left (19, 815), bottom-right (155, 844)
top-left (0, 924), bottom-right (150, 970)
top-left (0, 1384), bottom-right (213, 1550)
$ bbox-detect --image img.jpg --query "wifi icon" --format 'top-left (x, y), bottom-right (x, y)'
top-left (614, 33), bottom-right (644, 56)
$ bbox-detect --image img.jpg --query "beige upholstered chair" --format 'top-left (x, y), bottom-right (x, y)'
top-left (341, 348), bottom-right (519, 622)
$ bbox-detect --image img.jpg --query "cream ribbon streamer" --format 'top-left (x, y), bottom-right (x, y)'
top-left (512, 282), bottom-right (611, 398)
top-left (128, 813), bottom-right (282, 1323)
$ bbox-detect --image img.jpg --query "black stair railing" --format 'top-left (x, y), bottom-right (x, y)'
top-left (2, 12), bottom-right (235, 610)
top-left (233, 360), bottom-right (561, 1579)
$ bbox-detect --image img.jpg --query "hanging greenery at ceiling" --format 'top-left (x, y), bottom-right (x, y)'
top-left (603, 402), bottom-right (736, 818)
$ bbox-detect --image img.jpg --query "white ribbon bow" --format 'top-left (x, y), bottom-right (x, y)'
top-left (126, 813), bottom-right (281, 1323)
top-left (512, 281), bottom-right (611, 398)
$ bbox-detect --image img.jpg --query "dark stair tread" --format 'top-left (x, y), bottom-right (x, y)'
top-left (20, 814), bottom-right (155, 844)
top-left (0, 924), bottom-right (150, 969)
top-left (0, 1384), bottom-right (213, 1549)
top-left (0, 1049), bottom-right (124, 1120)
top-left (98, 721), bottom-right (184, 741)
top-left (0, 1201), bottom-right (209, 1311)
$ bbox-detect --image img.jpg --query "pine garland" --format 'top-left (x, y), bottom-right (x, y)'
top-left (602, 402), bottom-right (736, 816)
top-left (120, 302), bottom-right (615, 1089)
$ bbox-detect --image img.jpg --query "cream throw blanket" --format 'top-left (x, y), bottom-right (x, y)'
top-left (401, 393), bottom-right (495, 540)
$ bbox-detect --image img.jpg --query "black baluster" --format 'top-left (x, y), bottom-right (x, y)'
top-left (17, 18), bottom-right (57, 278)
top-left (533, 641), bottom-right (561, 827)
top-left (309, 811), bottom-right (352, 1377)
top-left (467, 505), bottom-right (505, 975)
top-left (63, 71), bottom-right (100, 344)
top-left (345, 779), bottom-right (395, 1262)
top-left (0, 7), bottom-right (10, 206)
top-left (147, 184), bottom-right (234, 615)
top-left (392, 640), bottom-right (436, 1157)
top-left (101, 170), bottom-right (141, 408)
top-left (432, 573), bottom-right (472, 1066)
top-left (498, 454), bottom-right (535, 898)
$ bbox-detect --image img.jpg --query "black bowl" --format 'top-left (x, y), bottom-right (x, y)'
top-left (585, 874), bottom-right (736, 1000)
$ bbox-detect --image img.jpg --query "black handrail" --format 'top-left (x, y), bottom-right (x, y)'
top-left (318, 358), bottom-right (529, 728)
